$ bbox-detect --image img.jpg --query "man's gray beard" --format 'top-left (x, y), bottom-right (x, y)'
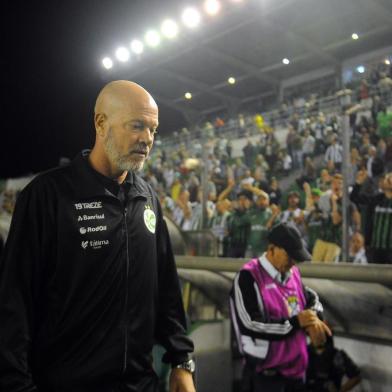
top-left (104, 128), bottom-right (146, 172)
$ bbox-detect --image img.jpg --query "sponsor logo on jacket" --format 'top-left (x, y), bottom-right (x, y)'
top-left (79, 226), bottom-right (107, 234)
top-left (81, 239), bottom-right (110, 250)
top-left (78, 214), bottom-right (105, 221)
top-left (74, 201), bottom-right (102, 210)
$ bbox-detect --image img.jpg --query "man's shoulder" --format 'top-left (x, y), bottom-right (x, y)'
top-left (22, 164), bottom-right (73, 195)
top-left (135, 174), bottom-right (158, 199)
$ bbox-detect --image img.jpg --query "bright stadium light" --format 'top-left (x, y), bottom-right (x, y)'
top-left (385, 59), bottom-right (391, 65)
top-left (185, 92), bottom-right (192, 99)
top-left (102, 57), bottom-right (113, 69)
top-left (115, 47), bottom-right (130, 62)
top-left (356, 65), bottom-right (365, 73)
top-left (282, 58), bottom-right (290, 65)
top-left (182, 7), bottom-right (201, 28)
top-left (145, 30), bottom-right (161, 47)
top-left (161, 19), bottom-right (179, 39)
top-left (204, 0), bottom-right (221, 16)
top-left (131, 39), bottom-right (144, 54)
top-left (352, 33), bottom-right (359, 40)
top-left (228, 77), bottom-right (236, 84)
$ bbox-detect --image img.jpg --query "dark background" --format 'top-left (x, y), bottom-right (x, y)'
top-left (2, 0), bottom-right (191, 178)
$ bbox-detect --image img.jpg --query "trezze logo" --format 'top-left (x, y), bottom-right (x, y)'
top-left (81, 241), bottom-right (89, 249)
top-left (74, 201), bottom-right (102, 210)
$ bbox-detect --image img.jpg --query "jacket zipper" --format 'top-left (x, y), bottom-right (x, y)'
top-left (122, 206), bottom-right (129, 375)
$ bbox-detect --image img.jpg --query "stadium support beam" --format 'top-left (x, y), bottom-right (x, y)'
top-left (200, 45), bottom-right (280, 88)
top-left (153, 94), bottom-right (204, 125)
top-left (160, 68), bottom-right (241, 108)
top-left (360, 0), bottom-right (392, 24)
top-left (122, 0), bottom-right (297, 83)
top-left (264, 19), bottom-right (340, 67)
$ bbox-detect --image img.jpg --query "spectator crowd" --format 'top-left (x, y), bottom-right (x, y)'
top-left (142, 60), bottom-right (392, 264)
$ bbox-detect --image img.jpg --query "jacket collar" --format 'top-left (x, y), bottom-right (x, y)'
top-left (258, 253), bottom-right (292, 285)
top-left (71, 150), bottom-right (151, 200)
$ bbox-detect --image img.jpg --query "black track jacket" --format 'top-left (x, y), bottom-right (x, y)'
top-left (0, 152), bottom-right (193, 392)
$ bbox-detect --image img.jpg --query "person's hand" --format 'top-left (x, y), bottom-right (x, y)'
top-left (303, 182), bottom-right (311, 193)
top-left (356, 170), bottom-right (368, 185)
top-left (169, 368), bottom-right (196, 392)
top-left (330, 193), bottom-right (338, 203)
top-left (227, 178), bottom-right (235, 188)
top-left (306, 319), bottom-right (332, 347)
top-left (297, 309), bottom-right (318, 328)
top-left (270, 204), bottom-right (281, 216)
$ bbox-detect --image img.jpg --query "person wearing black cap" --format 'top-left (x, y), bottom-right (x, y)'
top-left (230, 222), bottom-right (331, 392)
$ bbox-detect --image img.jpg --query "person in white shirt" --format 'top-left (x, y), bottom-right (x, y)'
top-left (349, 232), bottom-right (367, 264)
top-left (324, 135), bottom-right (343, 171)
top-left (302, 129), bottom-right (316, 158)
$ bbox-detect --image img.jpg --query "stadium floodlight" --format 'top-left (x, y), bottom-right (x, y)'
top-left (352, 33), bottom-right (359, 40)
top-left (185, 92), bottom-right (192, 99)
top-left (204, 0), bottom-right (221, 16)
top-left (182, 7), bottom-right (201, 28)
top-left (131, 39), bottom-right (144, 54)
top-left (228, 77), bottom-right (236, 84)
top-left (282, 58), bottom-right (290, 65)
top-left (161, 19), bottom-right (179, 39)
top-left (385, 59), bottom-right (391, 65)
top-left (115, 47), bottom-right (130, 62)
top-left (102, 57), bottom-right (113, 69)
top-left (356, 65), bottom-right (365, 73)
top-left (145, 30), bottom-right (161, 47)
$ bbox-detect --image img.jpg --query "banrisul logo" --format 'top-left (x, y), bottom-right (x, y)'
top-left (144, 205), bottom-right (156, 234)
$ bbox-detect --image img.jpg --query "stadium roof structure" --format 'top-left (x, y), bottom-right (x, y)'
top-left (100, 0), bottom-right (392, 126)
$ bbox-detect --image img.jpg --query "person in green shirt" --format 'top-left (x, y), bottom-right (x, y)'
top-left (376, 105), bottom-right (392, 138)
top-left (242, 184), bottom-right (280, 257)
top-left (247, 194), bottom-right (280, 257)
top-left (304, 185), bottom-right (326, 254)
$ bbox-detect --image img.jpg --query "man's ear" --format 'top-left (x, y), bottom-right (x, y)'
top-left (94, 113), bottom-right (107, 137)
top-left (269, 244), bottom-right (274, 256)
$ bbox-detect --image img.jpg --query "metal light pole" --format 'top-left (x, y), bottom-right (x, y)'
top-left (338, 89), bottom-right (353, 262)
top-left (201, 130), bottom-right (209, 230)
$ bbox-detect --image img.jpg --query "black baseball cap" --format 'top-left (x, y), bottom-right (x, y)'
top-left (267, 223), bottom-right (311, 262)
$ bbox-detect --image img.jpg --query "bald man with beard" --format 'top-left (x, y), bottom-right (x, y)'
top-left (0, 81), bottom-right (196, 392)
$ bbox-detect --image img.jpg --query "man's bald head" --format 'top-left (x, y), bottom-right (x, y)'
top-left (90, 80), bottom-right (159, 179)
top-left (94, 80), bottom-right (158, 118)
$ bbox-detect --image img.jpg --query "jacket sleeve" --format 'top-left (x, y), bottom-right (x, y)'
top-left (0, 180), bottom-right (54, 392)
top-left (303, 285), bottom-right (324, 318)
top-left (350, 183), bottom-right (381, 206)
top-left (154, 204), bottom-right (194, 365)
top-left (230, 270), bottom-right (300, 341)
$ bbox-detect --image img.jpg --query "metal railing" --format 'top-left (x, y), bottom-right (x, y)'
top-left (175, 255), bottom-right (392, 285)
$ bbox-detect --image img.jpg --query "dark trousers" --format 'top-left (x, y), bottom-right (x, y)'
top-left (228, 245), bottom-right (247, 258)
top-left (241, 364), bottom-right (305, 392)
top-left (370, 248), bottom-right (392, 264)
top-left (38, 373), bottom-right (159, 392)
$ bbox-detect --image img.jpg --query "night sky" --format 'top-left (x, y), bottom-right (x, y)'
top-left (2, 0), bottom-right (190, 178)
